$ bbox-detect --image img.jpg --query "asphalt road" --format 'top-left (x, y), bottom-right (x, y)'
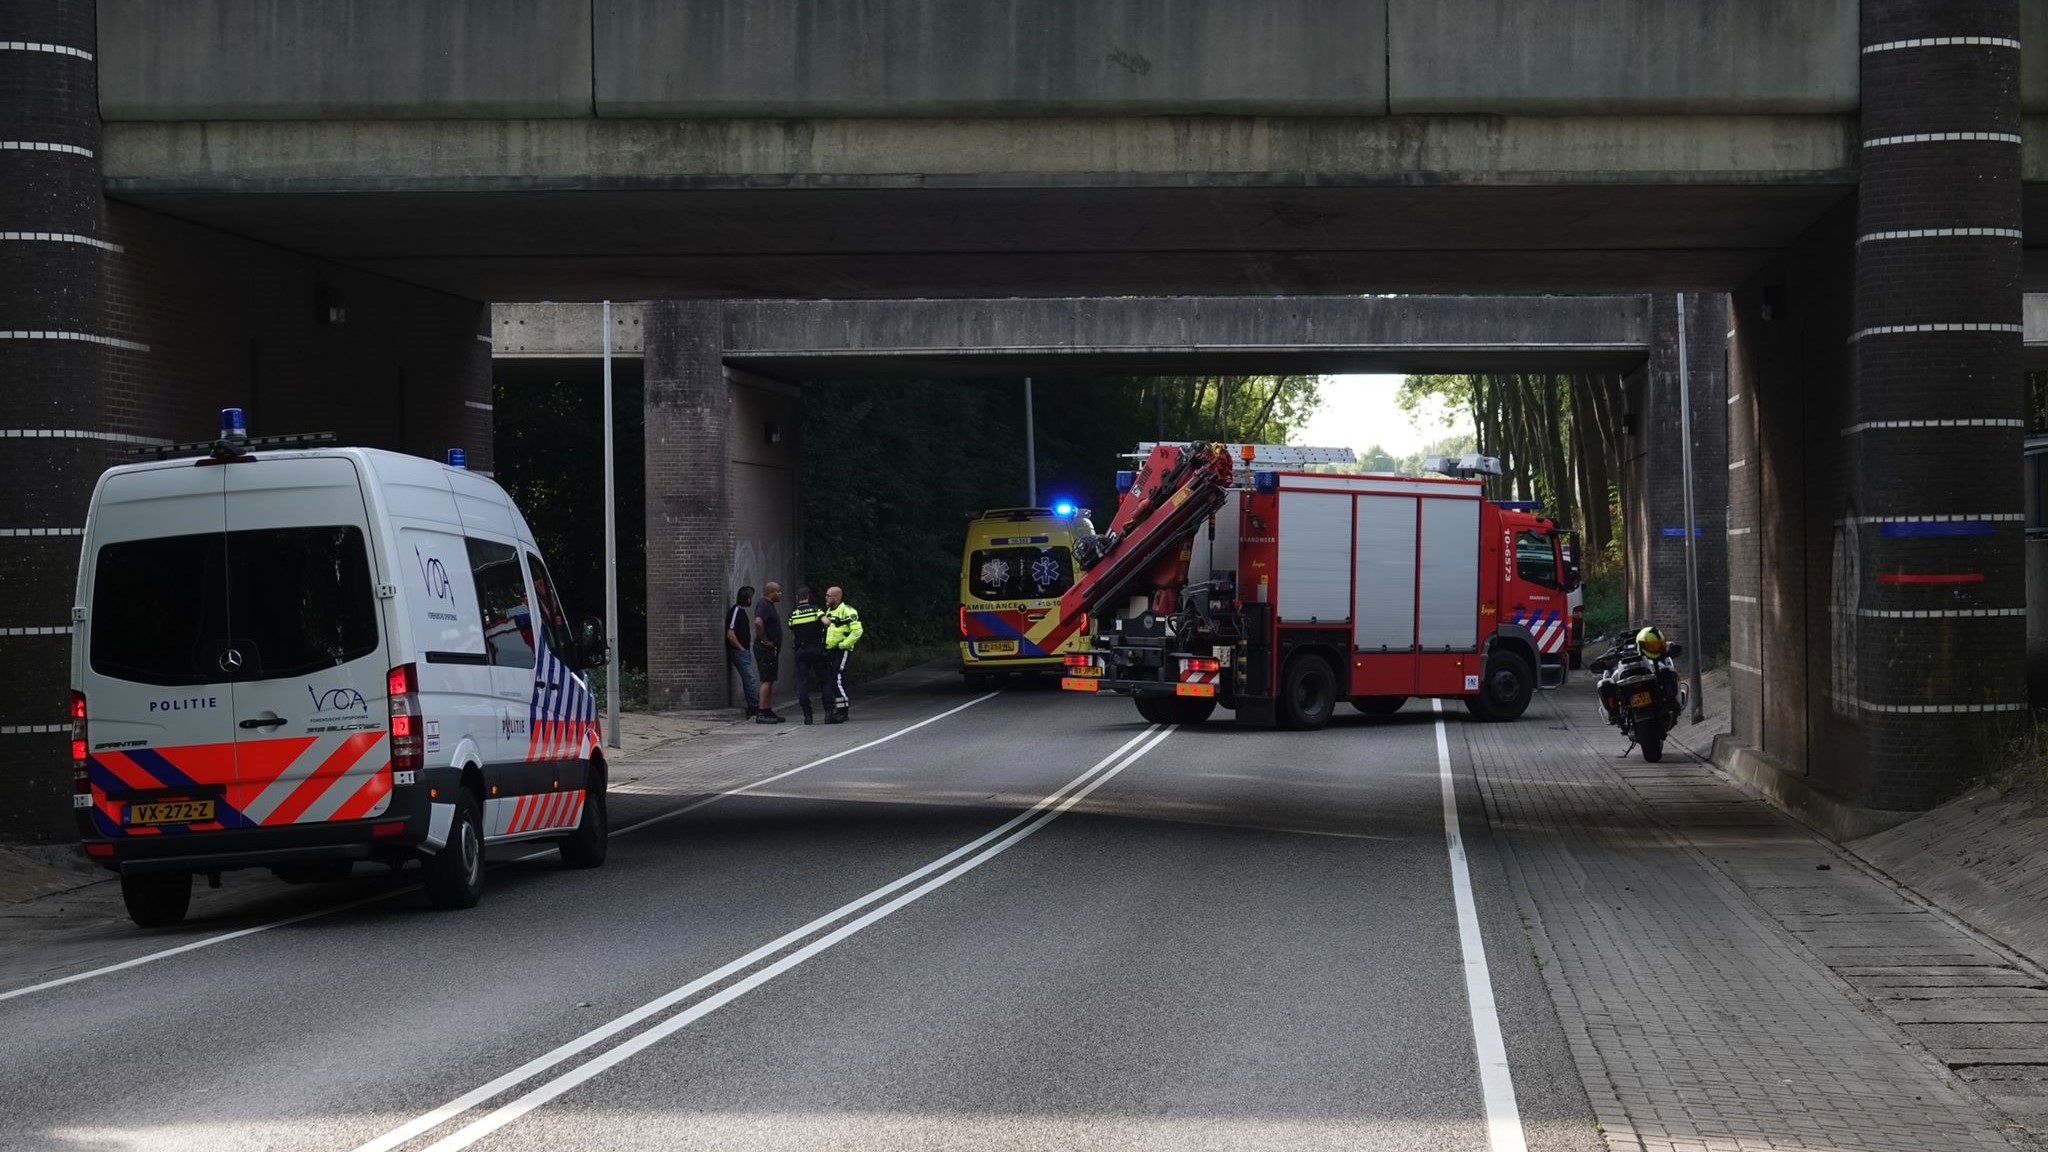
top-left (0, 677), bottom-right (1603, 1152)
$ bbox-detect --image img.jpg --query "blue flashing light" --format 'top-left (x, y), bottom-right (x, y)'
top-left (1252, 470), bottom-right (1280, 493)
top-left (446, 448), bottom-right (468, 469)
top-left (1114, 470), bottom-right (1135, 495)
top-left (1052, 500), bottom-right (1076, 517)
top-left (220, 407), bottom-right (247, 439)
top-left (1496, 501), bottom-right (1544, 513)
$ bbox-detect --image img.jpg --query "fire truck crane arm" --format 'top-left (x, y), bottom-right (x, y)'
top-left (1058, 443), bottom-right (1235, 624)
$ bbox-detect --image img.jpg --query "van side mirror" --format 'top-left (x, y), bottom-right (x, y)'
top-left (1562, 532), bottom-right (1582, 589)
top-left (578, 617), bottom-right (608, 669)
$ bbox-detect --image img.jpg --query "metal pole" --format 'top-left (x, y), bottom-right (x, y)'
top-left (602, 301), bottom-right (622, 748)
top-left (1024, 377), bottom-right (1037, 506)
top-left (1674, 293), bottom-right (1706, 723)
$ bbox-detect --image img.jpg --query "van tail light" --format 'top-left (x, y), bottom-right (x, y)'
top-left (959, 607), bottom-right (969, 637)
top-left (1064, 653), bottom-right (1093, 668)
top-left (70, 691), bottom-right (89, 797)
top-left (387, 663), bottom-right (423, 772)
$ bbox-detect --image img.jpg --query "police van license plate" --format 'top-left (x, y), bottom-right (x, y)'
top-left (978, 641), bottom-right (1017, 656)
top-left (128, 800), bottom-right (214, 826)
top-left (1629, 691), bottom-right (1653, 708)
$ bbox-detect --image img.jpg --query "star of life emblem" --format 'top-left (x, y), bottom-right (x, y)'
top-left (1030, 555), bottom-right (1063, 587)
top-left (979, 557), bottom-right (1012, 588)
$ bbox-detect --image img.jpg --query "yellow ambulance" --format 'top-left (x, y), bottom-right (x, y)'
top-left (958, 504), bottom-right (1094, 688)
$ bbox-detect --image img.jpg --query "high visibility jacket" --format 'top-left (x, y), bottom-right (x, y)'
top-left (825, 602), bottom-right (864, 651)
top-left (787, 603), bottom-right (828, 648)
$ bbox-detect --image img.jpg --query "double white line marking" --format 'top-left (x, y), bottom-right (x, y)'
top-left (356, 724), bottom-right (1175, 1152)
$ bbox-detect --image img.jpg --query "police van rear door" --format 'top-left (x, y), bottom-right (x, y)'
top-left (78, 464), bottom-right (239, 837)
top-left (218, 456), bottom-right (393, 828)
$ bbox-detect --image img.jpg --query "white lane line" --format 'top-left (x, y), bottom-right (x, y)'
top-left (395, 726), bottom-right (1176, 1152)
top-left (0, 694), bottom-right (1003, 1005)
top-left (1433, 699), bottom-right (1528, 1152)
top-left (354, 720), bottom-right (1155, 1152)
top-left (611, 691), bottom-right (999, 837)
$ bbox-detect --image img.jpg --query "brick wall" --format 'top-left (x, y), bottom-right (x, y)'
top-left (0, 0), bottom-right (105, 841)
top-left (644, 301), bottom-right (732, 710)
top-left (1841, 0), bottom-right (2025, 808)
top-left (1623, 294), bottom-right (1730, 660)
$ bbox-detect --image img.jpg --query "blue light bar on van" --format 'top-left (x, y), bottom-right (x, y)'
top-left (1253, 470), bottom-right (1279, 493)
top-left (1496, 501), bottom-right (1544, 512)
top-left (447, 448), bottom-right (467, 469)
top-left (1053, 501), bottom-right (1076, 517)
top-left (1115, 470), bottom-right (1135, 495)
top-left (220, 407), bottom-right (247, 440)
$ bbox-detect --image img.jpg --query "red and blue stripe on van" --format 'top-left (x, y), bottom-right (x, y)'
top-left (87, 732), bottom-right (392, 836)
top-left (961, 607), bottom-right (1088, 659)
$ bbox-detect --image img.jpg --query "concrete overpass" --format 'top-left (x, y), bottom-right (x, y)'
top-left (493, 293), bottom-right (1724, 720)
top-left (0, 0), bottom-right (2033, 839)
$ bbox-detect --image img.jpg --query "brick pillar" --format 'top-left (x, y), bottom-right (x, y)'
top-left (1842, 0), bottom-right (2025, 807)
top-left (1625, 294), bottom-right (1730, 660)
top-left (643, 301), bottom-right (731, 710)
top-left (0, 2), bottom-right (106, 841)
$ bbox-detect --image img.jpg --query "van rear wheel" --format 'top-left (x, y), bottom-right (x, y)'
top-left (120, 870), bottom-right (192, 928)
top-left (424, 790), bottom-right (485, 909)
top-left (558, 767), bottom-right (608, 870)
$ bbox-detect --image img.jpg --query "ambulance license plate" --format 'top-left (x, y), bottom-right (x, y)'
top-left (977, 641), bottom-right (1017, 656)
top-left (1629, 691), bottom-right (1653, 708)
top-left (128, 800), bottom-right (214, 826)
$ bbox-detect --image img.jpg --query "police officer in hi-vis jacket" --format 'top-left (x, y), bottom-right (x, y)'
top-left (785, 587), bottom-right (829, 724)
top-left (823, 585), bottom-right (863, 723)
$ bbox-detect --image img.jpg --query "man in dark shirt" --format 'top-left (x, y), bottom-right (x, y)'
top-left (726, 586), bottom-right (760, 719)
top-left (753, 582), bottom-right (785, 724)
top-left (785, 586), bottom-right (829, 724)
top-left (786, 582), bottom-right (827, 717)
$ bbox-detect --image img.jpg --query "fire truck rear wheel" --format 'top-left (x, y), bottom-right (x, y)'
top-left (425, 790), bottom-right (485, 910)
top-left (1465, 650), bottom-right (1535, 722)
top-left (1135, 696), bottom-right (1175, 725)
top-left (120, 870), bottom-right (192, 928)
top-left (1169, 697), bottom-right (1216, 726)
top-left (1279, 654), bottom-right (1338, 731)
top-left (1351, 695), bottom-right (1408, 716)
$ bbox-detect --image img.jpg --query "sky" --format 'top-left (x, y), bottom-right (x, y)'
top-left (1296, 374), bottom-right (1473, 456)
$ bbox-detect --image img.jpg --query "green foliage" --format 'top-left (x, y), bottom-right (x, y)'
top-left (801, 375), bottom-right (1318, 650)
top-left (492, 368), bottom-right (648, 672)
top-left (1579, 551), bottom-right (1627, 644)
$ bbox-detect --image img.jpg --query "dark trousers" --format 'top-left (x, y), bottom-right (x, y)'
top-left (793, 644), bottom-right (828, 718)
top-left (831, 649), bottom-right (853, 713)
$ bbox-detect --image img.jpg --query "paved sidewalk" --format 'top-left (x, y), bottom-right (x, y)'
top-left (1469, 682), bottom-right (2040, 1151)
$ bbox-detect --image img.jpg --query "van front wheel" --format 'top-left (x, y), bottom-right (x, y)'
top-left (559, 768), bottom-right (609, 870)
top-left (424, 790), bottom-right (485, 909)
top-left (121, 870), bottom-right (192, 928)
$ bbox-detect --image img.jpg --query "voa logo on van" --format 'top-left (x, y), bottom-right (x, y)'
top-left (149, 696), bottom-right (219, 713)
top-left (307, 686), bottom-right (369, 712)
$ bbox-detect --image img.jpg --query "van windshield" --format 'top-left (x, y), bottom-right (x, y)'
top-left (92, 526), bottom-right (379, 686)
top-left (968, 546), bottom-right (1075, 602)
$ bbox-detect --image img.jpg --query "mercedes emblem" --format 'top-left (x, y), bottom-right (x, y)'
top-left (218, 648), bottom-right (244, 673)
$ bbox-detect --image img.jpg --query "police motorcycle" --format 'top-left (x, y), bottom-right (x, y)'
top-left (1591, 625), bottom-right (1687, 762)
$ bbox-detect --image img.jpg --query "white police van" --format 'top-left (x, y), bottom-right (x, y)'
top-left (71, 410), bottom-right (609, 927)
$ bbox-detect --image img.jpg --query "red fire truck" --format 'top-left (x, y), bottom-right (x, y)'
top-left (1058, 442), bottom-right (1580, 728)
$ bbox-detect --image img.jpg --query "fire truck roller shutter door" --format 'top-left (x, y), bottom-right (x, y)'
top-left (1276, 491), bottom-right (1352, 624)
top-left (1418, 496), bottom-right (1480, 651)
top-left (1352, 495), bottom-right (1418, 651)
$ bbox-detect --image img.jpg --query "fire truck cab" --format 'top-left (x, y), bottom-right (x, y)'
top-left (1061, 444), bottom-right (1578, 729)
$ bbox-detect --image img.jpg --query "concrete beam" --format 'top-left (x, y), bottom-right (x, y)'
top-left (1388, 0), bottom-right (1857, 115)
top-left (494, 297), bottom-right (1648, 376)
top-left (597, 0), bottom-right (1386, 118)
top-left (98, 0), bottom-right (593, 120)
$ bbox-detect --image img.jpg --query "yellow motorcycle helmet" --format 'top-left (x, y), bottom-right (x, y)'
top-left (1635, 625), bottom-right (1668, 660)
